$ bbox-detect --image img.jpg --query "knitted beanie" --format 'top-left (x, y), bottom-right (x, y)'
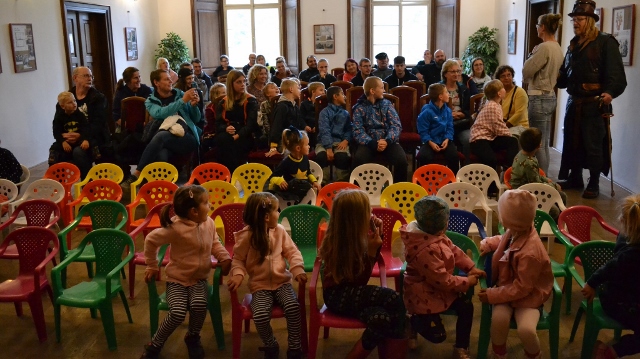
top-left (498, 189), bottom-right (537, 232)
top-left (178, 67), bottom-right (193, 79)
top-left (414, 196), bottom-right (450, 235)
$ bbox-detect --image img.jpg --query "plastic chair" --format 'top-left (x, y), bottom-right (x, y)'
top-left (519, 183), bottom-right (567, 213)
top-left (186, 162), bottom-right (231, 185)
top-left (8, 179), bottom-right (65, 227)
top-left (201, 180), bottom-right (239, 216)
top-left (308, 255), bottom-right (386, 359)
top-left (457, 164), bottom-right (505, 232)
top-left (448, 209), bottom-right (487, 239)
top-left (503, 167), bottom-right (546, 190)
top-left (412, 164), bottom-right (456, 195)
top-left (558, 205), bottom-right (619, 247)
top-left (309, 160), bottom-right (323, 185)
top-left (349, 164), bottom-right (394, 206)
top-left (73, 163), bottom-right (124, 200)
top-left (230, 163), bottom-right (272, 203)
top-left (0, 179), bottom-right (19, 223)
top-left (276, 188), bottom-right (317, 211)
top-left (315, 182), bottom-right (360, 211)
top-left (52, 228), bottom-right (134, 350)
top-left (43, 162), bottom-right (81, 223)
top-left (436, 182), bottom-right (494, 236)
top-left (66, 179), bottom-right (123, 230)
top-left (566, 241), bottom-right (626, 359)
top-left (210, 203), bottom-right (246, 256)
top-left (371, 207), bottom-right (406, 290)
top-left (16, 164), bottom-right (30, 189)
top-left (278, 205), bottom-right (330, 272)
top-left (0, 200), bottom-right (60, 261)
top-left (126, 180), bottom-right (178, 233)
top-left (130, 162), bottom-right (179, 202)
top-left (0, 227), bottom-right (59, 342)
top-left (380, 182), bottom-right (427, 223)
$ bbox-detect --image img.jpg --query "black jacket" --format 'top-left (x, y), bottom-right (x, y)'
top-left (215, 96), bottom-right (259, 140)
top-left (269, 98), bottom-right (306, 147)
top-left (587, 235), bottom-right (640, 305)
top-left (60, 86), bottom-right (110, 146)
top-left (384, 70), bottom-right (418, 89)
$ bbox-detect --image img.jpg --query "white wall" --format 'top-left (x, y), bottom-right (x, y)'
top-left (459, 0), bottom-right (497, 56)
top-left (300, 0), bottom-right (349, 70)
top-left (157, 0), bottom-right (194, 60)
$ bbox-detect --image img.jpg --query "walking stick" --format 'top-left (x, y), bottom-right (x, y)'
top-left (600, 99), bottom-right (615, 196)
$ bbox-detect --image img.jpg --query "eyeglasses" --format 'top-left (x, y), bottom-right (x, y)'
top-left (570, 17), bottom-right (588, 23)
top-left (79, 74), bottom-right (94, 79)
top-left (535, 23), bottom-right (542, 27)
top-left (448, 70), bottom-right (462, 74)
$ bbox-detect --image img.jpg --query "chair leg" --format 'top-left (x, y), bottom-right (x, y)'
top-left (564, 274), bottom-right (572, 315)
top-left (99, 302), bottom-right (118, 351)
top-left (549, 316), bottom-right (559, 359)
top-left (14, 302), bottom-right (23, 317)
top-left (208, 271), bottom-right (225, 350)
top-left (54, 304), bottom-right (62, 343)
top-left (120, 268), bottom-right (126, 280)
top-left (476, 304), bottom-right (492, 359)
top-left (323, 327), bottom-right (330, 339)
top-left (90, 308), bottom-right (98, 319)
top-left (118, 290), bottom-right (133, 323)
top-left (569, 306), bottom-right (584, 342)
top-left (244, 319), bottom-right (250, 333)
top-left (86, 262), bottom-right (94, 278)
top-left (149, 306), bottom-right (159, 339)
top-left (28, 295), bottom-right (48, 342)
top-left (580, 314), bottom-right (599, 359)
top-left (232, 312), bottom-right (242, 359)
top-left (308, 322), bottom-right (320, 359)
top-left (45, 285), bottom-right (55, 305)
top-left (129, 262), bottom-right (136, 299)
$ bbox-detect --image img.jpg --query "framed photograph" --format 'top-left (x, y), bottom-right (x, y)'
top-left (507, 19), bottom-right (517, 55)
top-left (313, 24), bottom-right (335, 54)
top-left (594, 8), bottom-right (603, 31)
top-left (125, 27), bottom-right (138, 61)
top-left (9, 23), bottom-right (37, 73)
top-left (612, 5), bottom-right (635, 66)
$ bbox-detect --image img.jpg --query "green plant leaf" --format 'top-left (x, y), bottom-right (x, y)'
top-left (461, 27), bottom-right (500, 76)
top-left (155, 32), bottom-right (191, 72)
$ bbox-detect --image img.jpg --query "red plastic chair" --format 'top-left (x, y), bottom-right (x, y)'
top-left (412, 164), bottom-right (456, 195)
top-left (43, 162), bottom-right (81, 224)
top-left (65, 179), bottom-right (123, 235)
top-left (0, 199), bottom-right (60, 261)
top-left (0, 227), bottom-right (59, 342)
top-left (210, 203), bottom-right (246, 257)
top-left (371, 207), bottom-right (406, 290)
top-left (558, 206), bottom-right (619, 247)
top-left (315, 182), bottom-right (360, 211)
top-left (126, 180), bottom-right (178, 233)
top-left (186, 162), bottom-right (231, 184)
top-left (308, 255), bottom-right (387, 359)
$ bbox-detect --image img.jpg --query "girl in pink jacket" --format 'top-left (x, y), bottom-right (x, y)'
top-left (401, 196), bottom-right (485, 359)
top-left (227, 192), bottom-right (306, 359)
top-left (479, 190), bottom-right (553, 359)
top-left (141, 185), bottom-right (232, 359)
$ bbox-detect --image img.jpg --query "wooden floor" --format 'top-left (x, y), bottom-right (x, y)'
top-left (1, 149), bottom-right (638, 359)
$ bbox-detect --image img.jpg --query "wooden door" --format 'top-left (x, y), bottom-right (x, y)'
top-left (193, 0), bottom-right (223, 75)
top-left (431, 0), bottom-right (460, 57)
top-left (348, 0), bottom-right (370, 61)
top-left (66, 12), bottom-right (81, 69)
top-left (283, 0), bottom-right (301, 75)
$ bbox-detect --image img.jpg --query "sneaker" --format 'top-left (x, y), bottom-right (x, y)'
top-left (452, 346), bottom-right (472, 359)
top-left (120, 174), bottom-right (138, 193)
top-left (287, 348), bottom-right (303, 359)
top-left (592, 340), bottom-right (618, 359)
top-left (258, 345), bottom-right (280, 359)
top-left (184, 333), bottom-right (205, 359)
top-left (582, 186), bottom-right (600, 199)
top-left (140, 342), bottom-right (161, 359)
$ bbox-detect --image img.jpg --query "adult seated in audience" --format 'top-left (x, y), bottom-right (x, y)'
top-left (495, 65), bottom-right (529, 135)
top-left (112, 67), bottom-right (153, 131)
top-left (256, 54), bottom-right (276, 75)
top-left (440, 59), bottom-right (472, 164)
top-left (157, 57), bottom-right (178, 85)
top-left (411, 49), bottom-right (434, 78)
top-left (415, 49), bottom-right (446, 86)
top-left (246, 64), bottom-right (270, 104)
top-left (454, 58), bottom-right (478, 95)
top-left (469, 79), bottom-right (519, 170)
top-left (352, 76), bottom-right (408, 182)
top-left (270, 59), bottom-right (290, 87)
top-left (342, 58), bottom-right (359, 82)
top-left (350, 58), bottom-right (372, 87)
top-left (179, 62), bottom-right (207, 99)
top-left (309, 58), bottom-right (337, 88)
top-left (384, 56), bottom-right (418, 89)
top-left (372, 52), bottom-right (393, 79)
top-left (0, 139), bottom-right (22, 184)
top-left (120, 69), bottom-right (203, 191)
top-left (298, 55), bottom-right (319, 82)
top-left (175, 68), bottom-right (205, 123)
top-left (192, 58), bottom-right (212, 102)
top-left (212, 55), bottom-right (234, 83)
top-left (214, 70), bottom-right (258, 173)
top-left (469, 57), bottom-right (492, 93)
top-left (242, 53), bottom-right (257, 75)
top-left (49, 91), bottom-right (92, 177)
top-left (268, 79), bottom-right (305, 156)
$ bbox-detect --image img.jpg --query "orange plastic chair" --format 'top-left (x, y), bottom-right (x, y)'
top-left (186, 162), bottom-right (231, 184)
top-left (315, 182), bottom-right (360, 211)
top-left (44, 162), bottom-right (81, 224)
top-left (503, 167), bottom-right (546, 189)
top-left (65, 179), bottom-right (123, 235)
top-left (126, 180), bottom-right (178, 233)
top-left (412, 164), bottom-right (456, 195)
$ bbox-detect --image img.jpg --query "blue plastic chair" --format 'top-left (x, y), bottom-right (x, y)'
top-left (448, 209), bottom-right (487, 239)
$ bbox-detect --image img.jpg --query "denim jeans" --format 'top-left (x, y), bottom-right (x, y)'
top-left (137, 130), bottom-right (197, 171)
top-left (528, 94), bottom-right (557, 174)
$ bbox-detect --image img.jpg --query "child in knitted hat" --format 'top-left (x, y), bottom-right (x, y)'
top-left (400, 196), bottom-right (485, 359)
top-left (478, 189), bottom-right (554, 359)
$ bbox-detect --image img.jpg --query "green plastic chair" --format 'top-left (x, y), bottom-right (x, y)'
top-left (566, 241), bottom-right (625, 359)
top-left (278, 205), bottom-right (330, 272)
top-left (147, 244), bottom-right (226, 350)
top-left (51, 228), bottom-right (134, 351)
top-left (57, 200), bottom-right (128, 287)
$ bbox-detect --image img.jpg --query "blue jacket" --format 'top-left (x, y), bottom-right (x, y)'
top-left (318, 103), bottom-right (352, 148)
top-left (145, 89), bottom-right (203, 144)
top-left (417, 101), bottom-right (454, 145)
top-left (352, 95), bottom-right (401, 149)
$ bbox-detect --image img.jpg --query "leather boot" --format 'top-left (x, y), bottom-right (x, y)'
top-left (346, 339), bottom-right (372, 359)
top-left (377, 338), bottom-right (408, 359)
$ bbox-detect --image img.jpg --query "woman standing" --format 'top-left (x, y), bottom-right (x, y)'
top-left (469, 58), bottom-right (492, 93)
top-left (156, 58), bottom-right (178, 85)
top-left (522, 14), bottom-right (563, 174)
top-left (342, 58), bottom-right (359, 82)
top-left (246, 64), bottom-right (270, 104)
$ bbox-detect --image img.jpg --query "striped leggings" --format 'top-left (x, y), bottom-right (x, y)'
top-left (151, 280), bottom-right (209, 348)
top-left (250, 283), bottom-right (302, 350)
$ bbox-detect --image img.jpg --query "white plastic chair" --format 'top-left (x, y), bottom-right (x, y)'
top-left (519, 183), bottom-right (568, 252)
top-left (16, 164), bottom-right (30, 189)
top-left (457, 164), bottom-right (506, 230)
top-left (309, 160), bottom-right (323, 186)
top-left (436, 182), bottom-right (494, 236)
top-left (0, 179), bottom-right (19, 224)
top-left (9, 179), bottom-right (66, 227)
top-left (276, 189), bottom-right (317, 211)
top-left (349, 164), bottom-right (394, 206)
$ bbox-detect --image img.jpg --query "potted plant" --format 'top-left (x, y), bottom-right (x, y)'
top-left (461, 27), bottom-right (499, 78)
top-left (154, 32), bottom-right (190, 72)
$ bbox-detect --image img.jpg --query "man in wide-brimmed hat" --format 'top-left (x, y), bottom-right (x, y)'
top-left (556, 0), bottom-right (626, 199)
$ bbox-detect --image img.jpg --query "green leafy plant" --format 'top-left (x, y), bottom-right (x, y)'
top-left (461, 27), bottom-right (500, 77)
top-left (155, 32), bottom-right (190, 72)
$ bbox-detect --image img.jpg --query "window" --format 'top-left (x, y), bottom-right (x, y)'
top-left (372, 0), bottom-right (429, 65)
top-left (224, 0), bottom-right (281, 66)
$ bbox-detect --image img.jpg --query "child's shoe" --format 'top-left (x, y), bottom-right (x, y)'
top-left (592, 340), bottom-right (618, 359)
top-left (140, 342), bottom-right (161, 359)
top-left (184, 333), bottom-right (205, 359)
top-left (287, 348), bottom-right (303, 359)
top-left (452, 346), bottom-right (472, 359)
top-left (119, 174), bottom-right (138, 192)
top-left (259, 345), bottom-right (280, 359)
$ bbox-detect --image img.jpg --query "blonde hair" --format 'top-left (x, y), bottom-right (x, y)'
top-left (280, 79), bottom-right (298, 94)
top-left (483, 79), bottom-right (504, 100)
top-left (441, 59), bottom-right (460, 82)
top-left (225, 70), bottom-right (248, 111)
top-left (363, 76), bottom-right (382, 96)
top-left (57, 91), bottom-right (75, 105)
top-left (210, 83), bottom-right (226, 101)
top-left (620, 194), bottom-right (640, 245)
top-left (581, 17), bottom-right (599, 45)
top-left (248, 64), bottom-right (268, 87)
top-left (243, 192), bottom-right (279, 264)
top-left (538, 13), bottom-right (562, 35)
top-left (262, 82), bottom-right (278, 97)
top-left (319, 190), bottom-right (371, 284)
top-left (156, 57), bottom-right (169, 69)
top-left (307, 82), bottom-right (325, 96)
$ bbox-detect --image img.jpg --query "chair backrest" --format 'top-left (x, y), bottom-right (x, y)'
top-left (129, 202), bottom-right (173, 240)
top-left (210, 203), bottom-right (246, 254)
top-left (503, 167), bottom-right (513, 189)
top-left (470, 93), bottom-right (484, 114)
top-left (389, 86), bottom-right (418, 132)
top-left (445, 230), bottom-right (480, 268)
top-left (75, 163), bottom-right (125, 199)
top-left (82, 228), bottom-right (134, 277)
top-left (43, 162), bottom-right (81, 197)
top-left (380, 182), bottom-right (428, 222)
top-left (201, 180), bottom-right (239, 215)
top-left (278, 204), bottom-right (330, 249)
top-left (121, 96), bottom-right (147, 133)
top-left (419, 93), bottom-right (431, 109)
top-left (1, 227), bottom-right (59, 277)
top-left (187, 162), bottom-right (231, 184)
top-left (0, 179), bottom-right (20, 204)
top-left (519, 183), bottom-right (567, 213)
top-left (382, 93), bottom-right (399, 112)
top-left (457, 164), bottom-right (502, 198)
top-left (331, 67), bottom-right (345, 77)
top-left (16, 164), bottom-right (30, 187)
top-left (346, 86), bottom-right (365, 114)
top-left (382, 81), bottom-right (389, 93)
top-left (11, 199), bottom-right (61, 228)
top-left (77, 200), bottom-right (128, 230)
top-left (412, 164), bottom-right (456, 195)
top-left (77, 179), bottom-right (123, 202)
top-left (403, 81), bottom-right (427, 100)
top-left (349, 164), bottom-right (394, 206)
top-left (568, 241), bottom-right (615, 285)
top-left (448, 209), bottom-right (487, 238)
top-left (134, 180), bottom-right (179, 210)
top-left (300, 87), bottom-right (310, 102)
top-left (372, 207), bottom-right (407, 251)
top-left (308, 160), bottom-right (323, 185)
top-left (139, 161), bottom-right (179, 183)
top-left (316, 182), bottom-right (360, 210)
top-left (21, 179), bottom-right (66, 204)
top-left (231, 163), bottom-right (272, 202)
top-left (330, 80), bottom-right (353, 93)
top-left (313, 94), bottom-right (330, 126)
top-left (436, 182), bottom-right (491, 213)
top-left (558, 205), bottom-right (619, 246)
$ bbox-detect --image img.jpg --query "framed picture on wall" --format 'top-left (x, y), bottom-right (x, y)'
top-left (507, 19), bottom-right (517, 55)
top-left (9, 23), bottom-right (37, 73)
top-left (612, 5), bottom-right (635, 66)
top-left (125, 27), bottom-right (138, 61)
top-left (594, 8), bottom-right (603, 31)
top-left (314, 24), bottom-right (335, 54)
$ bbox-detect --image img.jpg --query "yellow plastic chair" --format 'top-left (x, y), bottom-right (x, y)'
top-left (130, 162), bottom-right (179, 201)
top-left (230, 163), bottom-right (272, 203)
top-left (380, 182), bottom-right (428, 223)
top-left (74, 163), bottom-right (124, 200)
top-left (201, 180), bottom-right (239, 216)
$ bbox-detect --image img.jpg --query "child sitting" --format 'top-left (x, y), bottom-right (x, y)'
top-left (268, 127), bottom-right (321, 203)
top-left (469, 80), bottom-right (519, 170)
top-left (201, 83), bottom-right (227, 155)
top-left (267, 79), bottom-right (305, 157)
top-left (401, 196), bottom-right (484, 358)
top-left (583, 194), bottom-right (640, 359)
top-left (416, 83), bottom-right (459, 173)
top-left (227, 192), bottom-right (306, 359)
top-left (49, 91), bottom-right (92, 177)
top-left (300, 81), bottom-right (324, 147)
top-left (315, 86), bottom-right (352, 183)
top-left (479, 189), bottom-right (554, 359)
top-left (256, 82), bottom-right (280, 149)
top-left (141, 185), bottom-right (232, 359)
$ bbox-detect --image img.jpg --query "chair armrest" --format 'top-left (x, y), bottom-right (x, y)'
top-left (126, 199), bottom-right (143, 227)
top-left (0, 212), bottom-right (18, 231)
top-left (549, 278), bottom-right (562, 317)
top-left (115, 213), bottom-right (128, 231)
top-left (130, 176), bottom-right (145, 201)
top-left (66, 196), bottom-right (86, 220)
top-left (51, 244), bottom-right (87, 296)
top-left (566, 264), bottom-right (586, 289)
top-left (598, 219), bottom-right (620, 236)
top-left (376, 253), bottom-right (387, 288)
top-left (8, 198), bottom-right (26, 217)
top-left (559, 228), bottom-right (583, 247)
top-left (34, 241), bottom-right (60, 289)
top-left (74, 178), bottom-right (90, 200)
top-left (58, 218), bottom-right (82, 253)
